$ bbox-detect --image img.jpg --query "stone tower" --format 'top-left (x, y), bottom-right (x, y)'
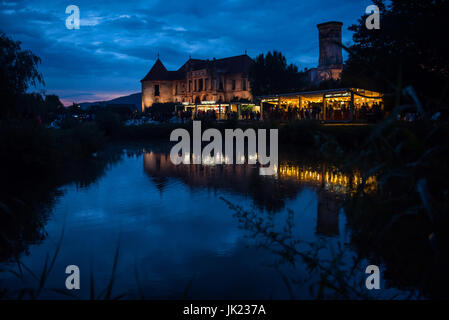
top-left (316, 21), bottom-right (343, 81)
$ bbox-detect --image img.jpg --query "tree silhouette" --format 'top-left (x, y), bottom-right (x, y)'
top-left (342, 0), bottom-right (449, 108)
top-left (249, 51), bottom-right (306, 97)
top-left (0, 32), bottom-right (44, 117)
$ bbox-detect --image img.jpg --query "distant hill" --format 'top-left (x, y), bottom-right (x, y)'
top-left (79, 92), bottom-right (141, 110)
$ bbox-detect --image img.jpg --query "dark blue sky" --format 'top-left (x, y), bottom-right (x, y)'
top-left (1, 0), bottom-right (372, 105)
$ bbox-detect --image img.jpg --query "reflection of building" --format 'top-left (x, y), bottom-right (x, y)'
top-left (143, 150), bottom-right (376, 236)
top-left (141, 55), bottom-right (253, 111)
top-left (143, 151), bottom-right (257, 189)
top-left (317, 192), bottom-right (340, 236)
top-left (279, 163), bottom-right (377, 236)
top-left (278, 163), bottom-right (377, 194)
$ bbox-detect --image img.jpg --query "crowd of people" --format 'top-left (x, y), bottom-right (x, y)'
top-left (263, 106), bottom-right (319, 121)
top-left (263, 103), bottom-right (325, 121)
top-left (262, 101), bottom-right (384, 122)
top-left (149, 102), bottom-right (384, 123)
top-left (176, 109), bottom-right (193, 122)
top-left (173, 108), bottom-right (262, 122)
top-left (354, 102), bottom-right (383, 121)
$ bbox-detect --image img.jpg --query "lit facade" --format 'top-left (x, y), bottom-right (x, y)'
top-left (141, 55), bottom-right (253, 112)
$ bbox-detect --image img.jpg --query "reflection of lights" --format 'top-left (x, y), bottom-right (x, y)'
top-left (248, 153), bottom-right (258, 163)
top-left (279, 164), bottom-right (377, 194)
top-left (184, 152), bottom-right (190, 164)
top-left (215, 152), bottom-right (223, 164)
top-left (202, 156), bottom-right (215, 166)
top-left (193, 154), bottom-right (201, 164)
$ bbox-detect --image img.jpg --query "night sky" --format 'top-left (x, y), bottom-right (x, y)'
top-left (1, 0), bottom-right (373, 105)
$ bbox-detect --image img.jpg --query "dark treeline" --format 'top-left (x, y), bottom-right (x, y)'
top-left (342, 0), bottom-right (449, 110)
top-left (341, 0), bottom-right (449, 299)
top-left (248, 51), bottom-right (341, 97)
top-left (248, 51), bottom-right (308, 96)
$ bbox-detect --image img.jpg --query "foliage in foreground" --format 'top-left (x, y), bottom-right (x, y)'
top-left (344, 103), bottom-right (449, 299)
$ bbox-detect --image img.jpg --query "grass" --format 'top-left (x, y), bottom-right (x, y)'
top-left (2, 228), bottom-right (128, 300)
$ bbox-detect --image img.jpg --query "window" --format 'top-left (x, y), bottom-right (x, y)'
top-left (154, 84), bottom-right (160, 97)
top-left (232, 80), bottom-right (236, 91)
top-left (242, 79), bottom-right (247, 91)
top-left (199, 79), bottom-right (203, 91)
top-left (205, 78), bottom-right (209, 90)
top-left (189, 80), bottom-right (192, 92)
top-left (219, 78), bottom-right (223, 91)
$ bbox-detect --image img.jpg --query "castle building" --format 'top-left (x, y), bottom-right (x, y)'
top-left (139, 21), bottom-right (383, 122)
top-left (141, 55), bottom-right (253, 112)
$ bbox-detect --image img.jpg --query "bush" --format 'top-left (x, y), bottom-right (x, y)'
top-left (95, 110), bottom-right (123, 137)
top-left (0, 121), bottom-right (106, 178)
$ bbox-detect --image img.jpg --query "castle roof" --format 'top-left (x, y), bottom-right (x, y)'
top-left (141, 58), bottom-right (184, 81)
top-left (213, 54), bottom-right (253, 74)
top-left (141, 54), bottom-right (253, 82)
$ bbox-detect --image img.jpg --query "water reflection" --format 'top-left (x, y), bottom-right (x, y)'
top-left (143, 148), bottom-right (376, 238)
top-left (279, 164), bottom-right (377, 195)
top-left (0, 149), bottom-right (124, 264)
top-left (0, 144), bottom-right (385, 299)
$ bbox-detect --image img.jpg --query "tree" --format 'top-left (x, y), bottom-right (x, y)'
top-left (0, 32), bottom-right (44, 117)
top-left (249, 51), bottom-right (306, 97)
top-left (68, 102), bottom-right (81, 115)
top-left (149, 102), bottom-right (176, 121)
top-left (342, 0), bottom-right (449, 109)
top-left (44, 95), bottom-right (64, 113)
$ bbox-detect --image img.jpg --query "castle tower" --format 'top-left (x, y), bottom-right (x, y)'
top-left (316, 21), bottom-right (343, 81)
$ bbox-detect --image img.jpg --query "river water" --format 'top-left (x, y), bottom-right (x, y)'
top-left (0, 143), bottom-right (411, 299)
